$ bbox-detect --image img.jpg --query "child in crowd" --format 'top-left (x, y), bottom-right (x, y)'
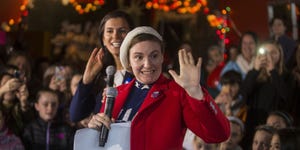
top-left (204, 45), bottom-right (225, 98)
top-left (215, 70), bottom-right (247, 122)
top-left (22, 89), bottom-right (74, 150)
top-left (252, 125), bottom-right (275, 150)
top-left (270, 128), bottom-right (300, 150)
top-left (218, 116), bottom-right (244, 150)
top-left (192, 135), bottom-right (218, 150)
top-left (0, 107), bottom-right (25, 150)
top-left (266, 110), bottom-right (294, 129)
top-left (43, 65), bottom-right (72, 123)
top-left (68, 73), bottom-right (91, 129)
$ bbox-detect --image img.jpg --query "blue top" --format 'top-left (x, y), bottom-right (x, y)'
top-left (117, 81), bottom-right (151, 121)
top-left (69, 71), bottom-right (133, 122)
top-left (220, 61), bottom-right (245, 79)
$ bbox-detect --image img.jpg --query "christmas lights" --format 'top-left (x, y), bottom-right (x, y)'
top-left (145, 0), bottom-right (208, 14)
top-left (1, 0), bottom-right (32, 32)
top-left (68, 0), bottom-right (105, 14)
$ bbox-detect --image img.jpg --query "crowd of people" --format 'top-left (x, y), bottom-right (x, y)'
top-left (0, 10), bottom-right (300, 150)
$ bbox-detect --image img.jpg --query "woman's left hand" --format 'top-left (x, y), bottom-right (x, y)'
top-left (88, 113), bottom-right (113, 130)
top-left (168, 49), bottom-right (203, 100)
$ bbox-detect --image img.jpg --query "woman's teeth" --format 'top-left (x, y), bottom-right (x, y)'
top-left (142, 70), bottom-right (154, 74)
top-left (112, 43), bottom-right (121, 47)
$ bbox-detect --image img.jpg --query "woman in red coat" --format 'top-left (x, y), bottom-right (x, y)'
top-left (88, 26), bottom-right (230, 150)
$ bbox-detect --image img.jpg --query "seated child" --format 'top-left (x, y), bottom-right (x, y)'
top-left (270, 128), bottom-right (300, 150)
top-left (218, 116), bottom-right (244, 150)
top-left (252, 125), bottom-right (275, 150)
top-left (22, 89), bottom-right (75, 150)
top-left (192, 134), bottom-right (218, 150)
top-left (266, 110), bottom-right (294, 129)
top-left (215, 70), bottom-right (247, 122)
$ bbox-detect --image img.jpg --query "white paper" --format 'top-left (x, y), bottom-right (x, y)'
top-left (74, 122), bottom-right (131, 150)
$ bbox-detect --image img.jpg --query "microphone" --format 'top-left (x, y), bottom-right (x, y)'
top-left (99, 66), bottom-right (117, 147)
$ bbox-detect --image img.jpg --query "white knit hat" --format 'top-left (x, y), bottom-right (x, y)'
top-left (120, 26), bottom-right (163, 72)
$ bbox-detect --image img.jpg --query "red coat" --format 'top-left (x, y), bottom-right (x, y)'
top-left (100, 75), bottom-right (230, 150)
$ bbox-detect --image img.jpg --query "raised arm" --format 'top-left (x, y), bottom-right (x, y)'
top-left (69, 48), bottom-right (105, 122)
top-left (82, 48), bottom-right (105, 84)
top-left (168, 49), bottom-right (203, 100)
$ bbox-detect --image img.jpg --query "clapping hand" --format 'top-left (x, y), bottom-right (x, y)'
top-left (83, 48), bottom-right (105, 84)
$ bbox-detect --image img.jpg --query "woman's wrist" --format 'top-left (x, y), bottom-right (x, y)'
top-left (185, 85), bottom-right (203, 100)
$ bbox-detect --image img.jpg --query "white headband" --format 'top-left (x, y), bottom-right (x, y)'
top-left (120, 26), bottom-right (163, 72)
top-left (227, 116), bottom-right (245, 133)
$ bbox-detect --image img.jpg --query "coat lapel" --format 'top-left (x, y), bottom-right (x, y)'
top-left (112, 81), bottom-right (134, 119)
top-left (112, 75), bottom-right (170, 119)
top-left (137, 75), bottom-right (169, 114)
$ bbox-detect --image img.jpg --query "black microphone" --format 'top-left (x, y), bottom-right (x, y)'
top-left (99, 66), bottom-right (117, 147)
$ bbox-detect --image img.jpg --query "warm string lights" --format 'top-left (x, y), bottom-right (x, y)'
top-left (67, 0), bottom-right (105, 14)
top-left (145, 0), bottom-right (209, 14)
top-left (1, 0), bottom-right (32, 32)
top-left (207, 6), bottom-right (231, 44)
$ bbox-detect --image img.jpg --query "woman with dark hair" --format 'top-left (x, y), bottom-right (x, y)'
top-left (69, 10), bottom-right (135, 122)
top-left (221, 31), bottom-right (258, 79)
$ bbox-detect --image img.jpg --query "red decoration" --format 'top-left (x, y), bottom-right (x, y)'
top-left (0, 0), bottom-right (30, 32)
top-left (145, 0), bottom-right (208, 14)
top-left (69, 0), bottom-right (105, 14)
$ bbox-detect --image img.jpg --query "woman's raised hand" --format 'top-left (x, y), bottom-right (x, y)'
top-left (83, 48), bottom-right (105, 84)
top-left (168, 49), bottom-right (204, 100)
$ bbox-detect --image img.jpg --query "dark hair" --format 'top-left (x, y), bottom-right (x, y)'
top-left (1, 64), bottom-right (19, 77)
top-left (98, 10), bottom-right (134, 48)
top-left (220, 70), bottom-right (242, 86)
top-left (6, 50), bottom-right (32, 81)
top-left (276, 128), bottom-right (300, 150)
top-left (97, 10), bottom-right (134, 76)
top-left (255, 124), bottom-right (276, 135)
top-left (128, 33), bottom-right (165, 54)
top-left (35, 88), bottom-right (58, 103)
top-left (207, 45), bottom-right (222, 55)
top-left (268, 111), bottom-right (294, 127)
top-left (239, 31), bottom-right (258, 50)
top-left (269, 17), bottom-right (287, 28)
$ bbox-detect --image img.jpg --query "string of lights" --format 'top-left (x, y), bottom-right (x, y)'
top-left (68, 0), bottom-right (105, 14)
top-left (145, 0), bottom-right (209, 14)
top-left (207, 6), bottom-right (231, 44)
top-left (1, 0), bottom-right (32, 32)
